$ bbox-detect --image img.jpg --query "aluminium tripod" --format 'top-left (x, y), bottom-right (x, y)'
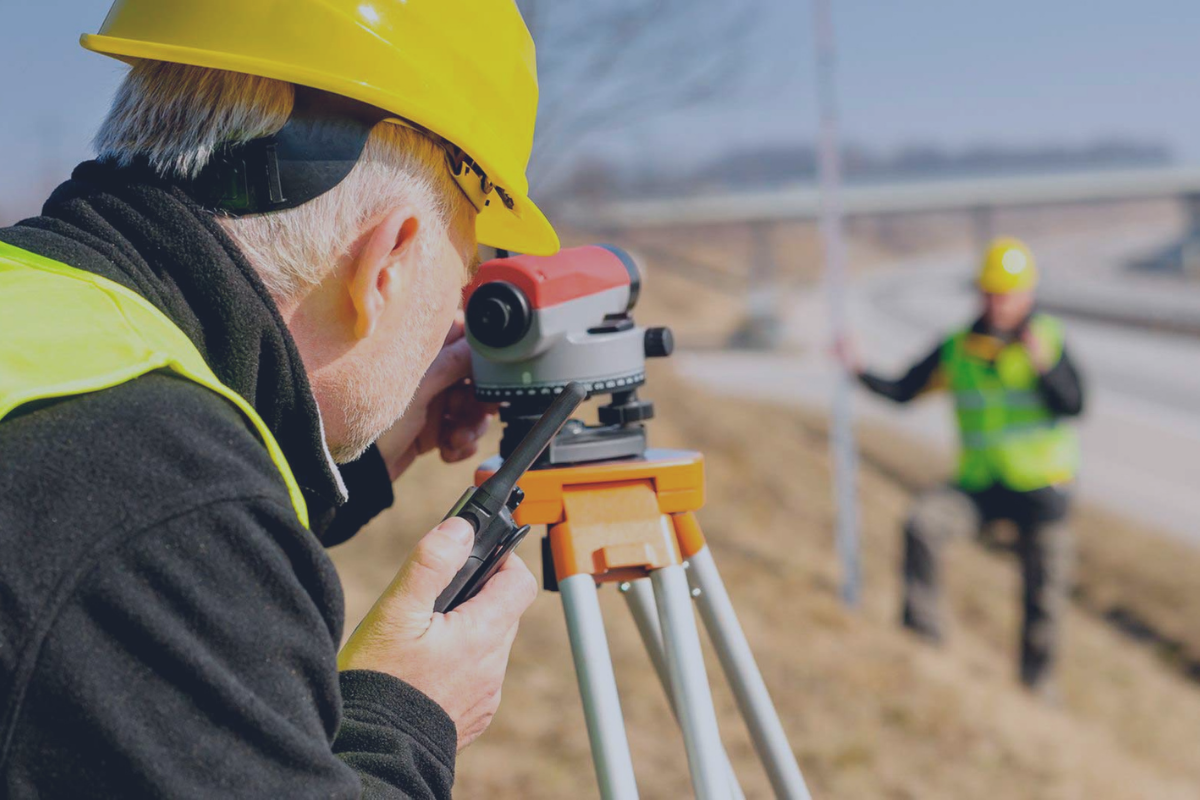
top-left (475, 447), bottom-right (812, 799)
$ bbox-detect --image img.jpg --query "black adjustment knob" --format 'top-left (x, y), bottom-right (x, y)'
top-left (467, 281), bottom-right (532, 348)
top-left (507, 486), bottom-right (525, 511)
top-left (598, 399), bottom-right (655, 425)
top-left (644, 327), bottom-right (674, 358)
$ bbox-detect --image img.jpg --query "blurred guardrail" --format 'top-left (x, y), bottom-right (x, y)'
top-left (560, 166), bottom-right (1200, 229)
top-left (1040, 273), bottom-right (1200, 337)
top-left (562, 166), bottom-right (1200, 348)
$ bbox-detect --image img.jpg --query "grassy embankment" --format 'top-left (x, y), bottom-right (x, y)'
top-left (331, 235), bottom-right (1200, 798)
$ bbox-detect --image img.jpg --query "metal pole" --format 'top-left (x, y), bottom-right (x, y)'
top-left (559, 573), bottom-right (640, 800)
top-left (1183, 192), bottom-right (1200, 279)
top-left (621, 578), bottom-right (673, 692)
top-left (812, 0), bottom-right (862, 607)
top-left (687, 547), bottom-right (813, 799)
top-left (621, 578), bottom-right (747, 800)
top-left (651, 565), bottom-right (728, 799)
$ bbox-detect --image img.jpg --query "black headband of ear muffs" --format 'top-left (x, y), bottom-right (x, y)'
top-left (178, 86), bottom-right (392, 216)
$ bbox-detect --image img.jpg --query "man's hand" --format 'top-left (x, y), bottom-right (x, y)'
top-left (376, 318), bottom-right (497, 481)
top-left (338, 519), bottom-right (539, 750)
top-left (831, 334), bottom-right (864, 375)
top-left (1019, 326), bottom-right (1055, 373)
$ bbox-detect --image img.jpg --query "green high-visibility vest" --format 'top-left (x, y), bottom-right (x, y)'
top-left (941, 314), bottom-right (1079, 493)
top-left (0, 241), bottom-right (309, 528)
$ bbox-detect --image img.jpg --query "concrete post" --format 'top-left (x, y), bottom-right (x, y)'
top-left (1182, 192), bottom-right (1200, 279)
top-left (729, 220), bottom-right (784, 350)
top-left (970, 205), bottom-right (996, 251)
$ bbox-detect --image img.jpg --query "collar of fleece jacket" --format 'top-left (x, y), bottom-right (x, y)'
top-left (0, 159), bottom-right (348, 519)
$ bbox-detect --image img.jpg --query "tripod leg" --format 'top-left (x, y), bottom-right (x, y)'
top-left (651, 565), bottom-right (728, 800)
top-left (686, 544), bottom-right (813, 800)
top-left (621, 578), bottom-right (671, 691)
top-left (559, 573), bottom-right (640, 800)
top-left (622, 578), bottom-right (746, 800)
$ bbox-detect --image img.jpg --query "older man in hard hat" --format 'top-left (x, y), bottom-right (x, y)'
top-left (0, 3), bottom-right (558, 797)
top-left (845, 238), bottom-right (1084, 694)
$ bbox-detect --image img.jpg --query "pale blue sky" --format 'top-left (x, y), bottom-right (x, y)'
top-left (604, 1), bottom-right (1200, 172)
top-left (3, 1), bottom-right (1199, 220)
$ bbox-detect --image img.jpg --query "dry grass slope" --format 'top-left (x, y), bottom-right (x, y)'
top-left (331, 235), bottom-right (1200, 797)
top-left (332, 361), bottom-right (1200, 798)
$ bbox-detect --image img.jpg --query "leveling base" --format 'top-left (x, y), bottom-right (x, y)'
top-left (475, 449), bottom-right (811, 799)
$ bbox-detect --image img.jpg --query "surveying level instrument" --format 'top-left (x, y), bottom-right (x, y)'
top-left (463, 246), bottom-right (812, 799)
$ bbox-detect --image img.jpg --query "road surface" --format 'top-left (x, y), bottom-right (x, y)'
top-left (673, 225), bottom-right (1200, 545)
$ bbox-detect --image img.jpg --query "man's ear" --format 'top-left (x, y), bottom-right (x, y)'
top-left (349, 207), bottom-right (421, 339)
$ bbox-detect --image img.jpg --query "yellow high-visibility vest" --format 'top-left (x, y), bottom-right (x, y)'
top-left (0, 240), bottom-right (309, 528)
top-left (941, 314), bottom-right (1079, 492)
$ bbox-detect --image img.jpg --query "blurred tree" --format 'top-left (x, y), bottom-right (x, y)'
top-left (518, 0), bottom-right (759, 196)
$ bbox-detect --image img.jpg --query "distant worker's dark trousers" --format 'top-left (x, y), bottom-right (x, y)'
top-left (901, 483), bottom-right (1072, 690)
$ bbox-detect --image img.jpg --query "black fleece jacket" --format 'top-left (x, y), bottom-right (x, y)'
top-left (0, 162), bottom-right (456, 798)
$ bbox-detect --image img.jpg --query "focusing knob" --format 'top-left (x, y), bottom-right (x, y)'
top-left (644, 327), bottom-right (675, 358)
top-left (467, 281), bottom-right (532, 348)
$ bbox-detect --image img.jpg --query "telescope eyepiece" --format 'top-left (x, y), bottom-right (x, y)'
top-left (467, 280), bottom-right (531, 348)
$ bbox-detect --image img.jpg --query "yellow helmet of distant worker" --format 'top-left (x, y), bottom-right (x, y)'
top-left (80, 0), bottom-right (560, 256)
top-left (978, 237), bottom-right (1038, 294)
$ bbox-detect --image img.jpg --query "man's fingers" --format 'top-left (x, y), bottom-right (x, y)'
top-left (442, 391), bottom-right (493, 446)
top-left (444, 384), bottom-right (497, 422)
top-left (502, 618), bottom-right (521, 650)
top-left (417, 338), bottom-right (473, 402)
top-left (445, 427), bottom-right (478, 452)
top-left (456, 553), bottom-right (539, 633)
top-left (438, 387), bottom-right (492, 457)
top-left (415, 391), bottom-right (447, 456)
top-left (440, 443), bottom-right (479, 464)
top-left (387, 519), bottom-right (475, 624)
top-left (445, 416), bottom-right (489, 451)
top-left (443, 383), bottom-right (478, 418)
top-left (444, 315), bottom-right (466, 346)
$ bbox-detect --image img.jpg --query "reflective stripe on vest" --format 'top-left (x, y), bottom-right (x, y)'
top-left (960, 419), bottom-right (1061, 449)
top-left (952, 389), bottom-right (1043, 410)
top-left (0, 241), bottom-right (309, 528)
top-left (941, 316), bottom-right (1079, 492)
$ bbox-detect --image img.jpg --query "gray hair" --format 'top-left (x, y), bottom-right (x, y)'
top-left (95, 61), bottom-right (468, 299)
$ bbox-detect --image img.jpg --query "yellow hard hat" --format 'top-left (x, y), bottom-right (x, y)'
top-left (978, 237), bottom-right (1037, 294)
top-left (81, 0), bottom-right (560, 256)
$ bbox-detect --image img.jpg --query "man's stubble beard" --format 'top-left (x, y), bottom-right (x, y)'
top-left (329, 266), bottom-right (440, 465)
